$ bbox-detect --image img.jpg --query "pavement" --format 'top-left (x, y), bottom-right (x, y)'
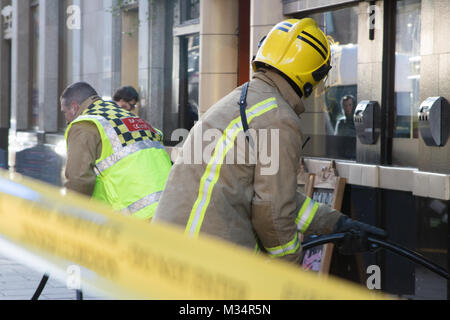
top-left (0, 253), bottom-right (107, 300)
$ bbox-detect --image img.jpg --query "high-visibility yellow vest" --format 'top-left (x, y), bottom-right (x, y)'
top-left (65, 99), bottom-right (172, 220)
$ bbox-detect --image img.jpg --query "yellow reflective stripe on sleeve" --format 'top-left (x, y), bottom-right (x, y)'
top-left (265, 233), bottom-right (300, 258)
top-left (296, 197), bottom-right (319, 233)
top-left (185, 97), bottom-right (278, 237)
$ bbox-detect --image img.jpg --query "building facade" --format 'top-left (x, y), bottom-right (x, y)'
top-left (0, 0), bottom-right (448, 299)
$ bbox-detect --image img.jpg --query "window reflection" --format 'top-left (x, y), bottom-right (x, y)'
top-left (302, 7), bottom-right (358, 160)
top-left (183, 33), bottom-right (199, 130)
top-left (335, 94), bottom-right (356, 137)
top-left (395, 0), bottom-right (421, 139)
top-left (180, 0), bottom-right (200, 23)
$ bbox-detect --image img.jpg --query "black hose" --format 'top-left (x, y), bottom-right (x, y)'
top-left (301, 233), bottom-right (450, 281)
top-left (301, 233), bottom-right (346, 250)
top-left (367, 237), bottom-right (450, 281)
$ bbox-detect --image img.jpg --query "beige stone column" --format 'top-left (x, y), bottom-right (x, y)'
top-left (357, 1), bottom-right (383, 105)
top-left (198, 0), bottom-right (239, 115)
top-left (250, 0), bottom-right (285, 77)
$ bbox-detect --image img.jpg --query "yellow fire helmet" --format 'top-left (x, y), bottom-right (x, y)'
top-left (252, 18), bottom-right (332, 98)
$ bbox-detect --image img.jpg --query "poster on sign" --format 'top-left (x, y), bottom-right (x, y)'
top-left (300, 161), bottom-right (346, 275)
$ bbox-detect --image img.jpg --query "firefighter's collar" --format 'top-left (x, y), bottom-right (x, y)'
top-left (253, 69), bottom-right (305, 116)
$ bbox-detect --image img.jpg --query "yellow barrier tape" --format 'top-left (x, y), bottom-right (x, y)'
top-left (0, 170), bottom-right (388, 300)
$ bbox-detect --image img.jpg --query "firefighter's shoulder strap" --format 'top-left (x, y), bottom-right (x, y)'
top-left (239, 82), bottom-right (254, 147)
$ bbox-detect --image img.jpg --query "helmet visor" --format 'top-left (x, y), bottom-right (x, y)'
top-left (312, 62), bottom-right (332, 82)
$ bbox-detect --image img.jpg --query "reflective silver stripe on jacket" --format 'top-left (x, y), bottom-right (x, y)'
top-left (126, 191), bottom-right (162, 214)
top-left (76, 115), bottom-right (165, 175)
top-left (186, 98), bottom-right (278, 237)
top-left (296, 198), bottom-right (319, 233)
top-left (95, 139), bottom-right (165, 175)
top-left (75, 115), bottom-right (123, 153)
top-left (265, 233), bottom-right (300, 258)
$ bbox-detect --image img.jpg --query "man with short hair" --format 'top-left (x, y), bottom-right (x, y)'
top-left (113, 86), bottom-right (139, 112)
top-left (61, 82), bottom-right (172, 220)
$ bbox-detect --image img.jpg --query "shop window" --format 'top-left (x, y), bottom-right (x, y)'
top-left (167, 1), bottom-right (200, 143)
top-left (394, 0), bottom-right (421, 139)
top-left (179, 33), bottom-right (199, 130)
top-left (299, 6), bottom-right (359, 160)
top-left (180, 0), bottom-right (199, 23)
top-left (391, 0), bottom-right (421, 168)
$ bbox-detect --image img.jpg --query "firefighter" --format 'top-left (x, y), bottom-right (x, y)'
top-left (153, 19), bottom-right (387, 263)
top-left (60, 82), bottom-right (172, 220)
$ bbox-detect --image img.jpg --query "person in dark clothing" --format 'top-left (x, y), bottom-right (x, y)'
top-left (335, 95), bottom-right (356, 137)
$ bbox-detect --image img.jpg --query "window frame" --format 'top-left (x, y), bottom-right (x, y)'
top-left (167, 1), bottom-right (201, 143)
top-left (390, 0), bottom-right (423, 168)
top-left (179, 0), bottom-right (200, 25)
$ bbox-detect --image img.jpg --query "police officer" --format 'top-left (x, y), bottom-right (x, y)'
top-left (61, 82), bottom-right (172, 220)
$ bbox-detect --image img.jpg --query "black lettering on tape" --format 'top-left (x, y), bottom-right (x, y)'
top-left (21, 223), bottom-right (119, 278)
top-left (191, 267), bottom-right (247, 299)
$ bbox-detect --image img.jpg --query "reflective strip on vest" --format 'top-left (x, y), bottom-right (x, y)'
top-left (185, 97), bottom-right (278, 237)
top-left (296, 197), bottom-right (319, 233)
top-left (75, 114), bottom-right (166, 217)
top-left (76, 115), bottom-right (123, 153)
top-left (265, 233), bottom-right (300, 258)
top-left (125, 191), bottom-right (162, 215)
top-left (95, 140), bottom-right (165, 175)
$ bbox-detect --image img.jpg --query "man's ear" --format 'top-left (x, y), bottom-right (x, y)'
top-left (71, 101), bottom-right (80, 113)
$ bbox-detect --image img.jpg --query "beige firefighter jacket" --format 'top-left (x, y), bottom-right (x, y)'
top-left (153, 69), bottom-right (342, 264)
top-left (65, 95), bottom-right (103, 196)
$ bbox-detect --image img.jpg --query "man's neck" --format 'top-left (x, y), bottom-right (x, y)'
top-left (76, 95), bottom-right (102, 118)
